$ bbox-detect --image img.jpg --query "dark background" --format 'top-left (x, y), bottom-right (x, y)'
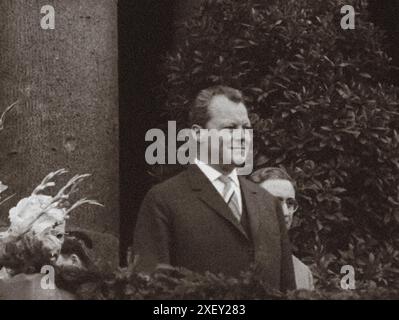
top-left (118, 0), bottom-right (179, 265)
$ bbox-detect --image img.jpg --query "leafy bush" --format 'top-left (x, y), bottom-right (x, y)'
top-left (64, 264), bottom-right (399, 300)
top-left (155, 0), bottom-right (399, 289)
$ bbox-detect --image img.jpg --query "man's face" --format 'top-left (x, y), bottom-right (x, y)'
top-left (56, 253), bottom-right (84, 270)
top-left (260, 179), bottom-right (296, 229)
top-left (198, 95), bottom-right (252, 172)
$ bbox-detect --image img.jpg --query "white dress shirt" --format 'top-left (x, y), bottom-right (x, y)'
top-left (293, 255), bottom-right (315, 290)
top-left (194, 158), bottom-right (242, 213)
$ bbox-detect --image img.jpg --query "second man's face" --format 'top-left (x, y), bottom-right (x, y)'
top-left (260, 179), bottom-right (297, 229)
top-left (203, 95), bottom-right (252, 171)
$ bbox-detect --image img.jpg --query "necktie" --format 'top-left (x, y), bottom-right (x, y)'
top-left (219, 175), bottom-right (241, 222)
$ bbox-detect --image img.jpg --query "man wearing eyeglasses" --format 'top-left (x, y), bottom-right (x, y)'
top-left (250, 167), bottom-right (315, 290)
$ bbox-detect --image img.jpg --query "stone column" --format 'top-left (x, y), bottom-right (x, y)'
top-left (0, 0), bottom-right (119, 249)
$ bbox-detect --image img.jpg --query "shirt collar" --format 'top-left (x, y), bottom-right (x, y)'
top-left (194, 158), bottom-right (240, 187)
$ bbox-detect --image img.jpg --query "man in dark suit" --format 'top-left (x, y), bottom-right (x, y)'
top-left (133, 86), bottom-right (295, 291)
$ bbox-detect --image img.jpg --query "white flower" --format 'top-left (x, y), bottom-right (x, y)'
top-left (8, 195), bottom-right (66, 236)
top-left (0, 170), bottom-right (101, 272)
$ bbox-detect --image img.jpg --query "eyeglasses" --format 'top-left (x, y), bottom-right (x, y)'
top-left (276, 197), bottom-right (299, 212)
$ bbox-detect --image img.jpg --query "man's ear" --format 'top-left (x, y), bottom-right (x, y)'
top-left (191, 124), bottom-right (202, 142)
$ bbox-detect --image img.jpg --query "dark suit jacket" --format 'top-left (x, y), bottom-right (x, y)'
top-left (133, 165), bottom-right (296, 291)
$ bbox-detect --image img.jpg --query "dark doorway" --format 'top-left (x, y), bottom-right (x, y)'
top-left (118, 0), bottom-right (178, 265)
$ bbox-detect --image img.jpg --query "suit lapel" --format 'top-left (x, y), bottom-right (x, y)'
top-left (187, 165), bottom-right (249, 240)
top-left (239, 177), bottom-right (261, 243)
top-left (240, 179), bottom-right (281, 276)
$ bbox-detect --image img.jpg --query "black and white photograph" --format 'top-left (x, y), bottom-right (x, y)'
top-left (0, 0), bottom-right (399, 307)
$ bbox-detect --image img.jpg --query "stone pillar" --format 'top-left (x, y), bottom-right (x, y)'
top-left (0, 0), bottom-right (119, 242)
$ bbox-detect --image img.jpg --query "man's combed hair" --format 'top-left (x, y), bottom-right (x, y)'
top-left (250, 167), bottom-right (296, 187)
top-left (61, 231), bottom-right (95, 269)
top-left (188, 85), bottom-right (244, 127)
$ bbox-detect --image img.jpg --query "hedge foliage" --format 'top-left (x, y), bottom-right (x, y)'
top-left (154, 0), bottom-right (399, 291)
top-left (64, 264), bottom-right (399, 300)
